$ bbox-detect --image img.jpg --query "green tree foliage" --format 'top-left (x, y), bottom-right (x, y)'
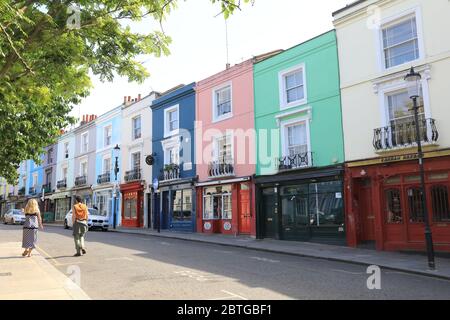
top-left (0, 0), bottom-right (253, 183)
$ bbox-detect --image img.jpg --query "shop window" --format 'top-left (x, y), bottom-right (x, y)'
top-left (428, 173), bottom-right (449, 181)
top-left (309, 189), bottom-right (344, 226)
top-left (405, 175), bottom-right (420, 183)
top-left (172, 189), bottom-right (192, 222)
top-left (385, 176), bottom-right (401, 185)
top-left (407, 187), bottom-right (424, 223)
top-left (431, 185), bottom-right (450, 222)
top-left (124, 198), bottom-right (137, 220)
top-left (385, 189), bottom-right (403, 223)
top-left (203, 185), bottom-right (232, 220)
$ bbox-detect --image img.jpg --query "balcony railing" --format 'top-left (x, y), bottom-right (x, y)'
top-left (278, 152), bottom-right (313, 171)
top-left (18, 187), bottom-right (25, 195)
top-left (125, 168), bottom-right (142, 182)
top-left (42, 183), bottom-right (52, 193)
top-left (57, 179), bottom-right (67, 189)
top-left (160, 164), bottom-right (180, 182)
top-left (97, 173), bottom-right (111, 184)
top-left (373, 118), bottom-right (438, 151)
top-left (8, 192), bottom-right (14, 198)
top-left (29, 187), bottom-right (36, 195)
top-left (75, 176), bottom-right (87, 187)
top-left (208, 161), bottom-right (235, 178)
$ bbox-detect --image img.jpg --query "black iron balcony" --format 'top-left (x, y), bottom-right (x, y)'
top-left (161, 164), bottom-right (180, 181)
top-left (125, 168), bottom-right (142, 182)
top-left (208, 160), bottom-right (235, 178)
top-left (29, 187), bottom-right (36, 195)
top-left (97, 173), bottom-right (111, 184)
top-left (42, 183), bottom-right (52, 193)
top-left (57, 179), bottom-right (67, 189)
top-left (75, 176), bottom-right (87, 186)
top-left (18, 187), bottom-right (25, 195)
top-left (278, 152), bottom-right (313, 171)
top-left (8, 192), bottom-right (14, 198)
top-left (373, 118), bottom-right (438, 151)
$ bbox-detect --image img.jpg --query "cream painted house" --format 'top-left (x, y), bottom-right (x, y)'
top-left (334, 0), bottom-right (450, 252)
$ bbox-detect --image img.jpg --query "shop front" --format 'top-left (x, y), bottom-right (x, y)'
top-left (345, 151), bottom-right (450, 252)
top-left (155, 179), bottom-right (196, 232)
top-left (196, 178), bottom-right (254, 236)
top-left (52, 192), bottom-right (72, 222)
top-left (120, 181), bottom-right (144, 228)
top-left (256, 166), bottom-right (346, 245)
top-left (72, 186), bottom-right (93, 208)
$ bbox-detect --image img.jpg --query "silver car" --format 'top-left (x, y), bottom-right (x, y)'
top-left (3, 209), bottom-right (26, 225)
top-left (64, 208), bottom-right (110, 231)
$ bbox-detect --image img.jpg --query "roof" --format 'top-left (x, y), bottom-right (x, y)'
top-left (332, 0), bottom-right (367, 17)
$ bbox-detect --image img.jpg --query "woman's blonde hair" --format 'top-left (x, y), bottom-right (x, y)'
top-left (24, 199), bottom-right (40, 214)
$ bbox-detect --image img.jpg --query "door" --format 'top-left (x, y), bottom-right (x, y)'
top-left (262, 188), bottom-right (277, 239)
top-left (239, 184), bottom-right (251, 234)
top-left (359, 179), bottom-right (375, 241)
top-left (122, 192), bottom-right (140, 228)
top-left (281, 193), bottom-right (310, 241)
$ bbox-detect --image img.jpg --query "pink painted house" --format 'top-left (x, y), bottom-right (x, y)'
top-left (195, 52), bottom-right (281, 237)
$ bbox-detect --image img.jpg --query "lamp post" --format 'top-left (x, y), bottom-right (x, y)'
top-left (113, 144), bottom-right (120, 229)
top-left (404, 67), bottom-right (435, 270)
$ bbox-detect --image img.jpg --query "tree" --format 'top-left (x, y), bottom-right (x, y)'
top-left (0, 0), bottom-right (254, 184)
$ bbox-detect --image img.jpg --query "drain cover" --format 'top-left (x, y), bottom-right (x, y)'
top-left (0, 272), bottom-right (12, 277)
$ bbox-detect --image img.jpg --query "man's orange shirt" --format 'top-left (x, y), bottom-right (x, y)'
top-left (73, 203), bottom-right (89, 221)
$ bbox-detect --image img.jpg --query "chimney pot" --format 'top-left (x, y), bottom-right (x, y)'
top-left (138, 94), bottom-right (141, 101)
top-left (124, 96), bottom-right (127, 104)
top-left (128, 96), bottom-right (131, 102)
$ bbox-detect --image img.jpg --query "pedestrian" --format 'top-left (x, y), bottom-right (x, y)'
top-left (22, 199), bottom-right (43, 257)
top-left (72, 196), bottom-right (89, 257)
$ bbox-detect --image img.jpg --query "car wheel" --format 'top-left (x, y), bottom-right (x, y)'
top-left (64, 220), bottom-right (69, 229)
top-left (102, 228), bottom-right (108, 232)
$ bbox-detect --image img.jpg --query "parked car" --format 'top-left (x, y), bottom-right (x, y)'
top-left (3, 209), bottom-right (26, 225)
top-left (64, 208), bottom-right (109, 231)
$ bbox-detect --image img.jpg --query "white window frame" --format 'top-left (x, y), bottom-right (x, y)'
top-left (81, 131), bottom-right (89, 154)
top-left (212, 133), bottom-right (234, 163)
top-left (132, 115), bottom-right (142, 140)
top-left (280, 117), bottom-right (311, 163)
top-left (130, 151), bottom-right (141, 170)
top-left (64, 142), bottom-right (69, 159)
top-left (375, 7), bottom-right (425, 72)
top-left (61, 166), bottom-right (68, 181)
top-left (164, 105), bottom-right (179, 138)
top-left (279, 63), bottom-right (307, 110)
top-left (32, 173), bottom-right (38, 188)
top-left (79, 159), bottom-right (88, 177)
top-left (102, 155), bottom-right (112, 174)
top-left (104, 125), bottom-right (112, 147)
top-left (212, 82), bottom-right (233, 123)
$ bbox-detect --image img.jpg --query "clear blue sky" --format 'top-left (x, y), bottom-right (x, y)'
top-left (73, 0), bottom-right (351, 120)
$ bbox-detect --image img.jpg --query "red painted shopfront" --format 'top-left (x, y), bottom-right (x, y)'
top-left (345, 153), bottom-right (450, 252)
top-left (120, 181), bottom-right (144, 228)
top-left (196, 180), bottom-right (256, 236)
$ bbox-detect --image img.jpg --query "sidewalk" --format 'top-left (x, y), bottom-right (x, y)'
top-left (0, 242), bottom-right (90, 300)
top-left (110, 227), bottom-right (450, 281)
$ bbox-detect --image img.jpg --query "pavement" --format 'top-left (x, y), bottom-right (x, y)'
top-left (0, 242), bottom-right (90, 300)
top-left (102, 226), bottom-right (450, 281)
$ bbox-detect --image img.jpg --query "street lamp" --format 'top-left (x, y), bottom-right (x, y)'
top-left (113, 144), bottom-right (120, 229)
top-left (404, 67), bottom-right (435, 270)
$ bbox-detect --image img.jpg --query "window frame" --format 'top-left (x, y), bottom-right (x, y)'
top-left (280, 117), bottom-right (311, 162)
top-left (104, 125), bottom-right (112, 147)
top-left (278, 63), bottom-right (307, 110)
top-left (81, 131), bottom-right (89, 154)
top-left (130, 151), bottom-right (141, 170)
top-left (213, 134), bottom-right (234, 164)
top-left (376, 7), bottom-right (425, 72)
top-left (164, 105), bottom-right (179, 138)
top-left (102, 155), bottom-right (112, 174)
top-left (212, 83), bottom-right (233, 123)
top-left (132, 115), bottom-right (142, 140)
top-left (79, 159), bottom-right (88, 177)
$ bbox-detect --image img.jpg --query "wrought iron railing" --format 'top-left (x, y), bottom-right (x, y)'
top-left (18, 187), bottom-right (25, 195)
top-left (29, 187), bottom-right (36, 195)
top-left (75, 176), bottom-right (87, 186)
top-left (125, 168), bottom-right (142, 182)
top-left (42, 183), bottom-right (52, 193)
top-left (57, 179), bottom-right (67, 189)
top-left (208, 161), bottom-right (235, 178)
top-left (373, 118), bottom-right (438, 151)
top-left (160, 164), bottom-right (180, 181)
top-left (97, 173), bottom-right (111, 184)
top-left (278, 152), bottom-right (313, 171)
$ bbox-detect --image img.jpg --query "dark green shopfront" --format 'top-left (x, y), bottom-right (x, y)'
top-left (255, 166), bottom-right (346, 245)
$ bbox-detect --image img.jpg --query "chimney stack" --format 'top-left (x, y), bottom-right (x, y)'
top-left (123, 96), bottom-right (127, 104)
top-left (138, 94), bottom-right (141, 101)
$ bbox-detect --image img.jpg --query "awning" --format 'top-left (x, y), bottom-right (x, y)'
top-left (195, 176), bottom-right (251, 187)
top-left (48, 191), bottom-right (71, 200)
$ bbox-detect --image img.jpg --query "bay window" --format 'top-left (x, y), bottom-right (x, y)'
top-left (203, 185), bottom-right (232, 220)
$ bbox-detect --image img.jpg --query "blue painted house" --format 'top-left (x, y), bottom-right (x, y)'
top-left (151, 83), bottom-right (197, 232)
top-left (93, 105), bottom-right (122, 227)
top-left (27, 155), bottom-right (44, 199)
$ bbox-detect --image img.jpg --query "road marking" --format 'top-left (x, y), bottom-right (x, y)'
top-left (220, 290), bottom-right (248, 300)
top-left (174, 270), bottom-right (228, 282)
top-left (36, 246), bottom-right (61, 266)
top-left (250, 256), bottom-right (280, 263)
top-left (213, 249), bottom-right (233, 254)
top-left (105, 257), bottom-right (134, 261)
top-left (331, 269), bottom-right (364, 275)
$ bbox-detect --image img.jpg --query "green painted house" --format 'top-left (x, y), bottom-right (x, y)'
top-left (253, 30), bottom-right (346, 244)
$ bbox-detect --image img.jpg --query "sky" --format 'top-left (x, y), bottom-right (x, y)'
top-left (73, 0), bottom-right (352, 120)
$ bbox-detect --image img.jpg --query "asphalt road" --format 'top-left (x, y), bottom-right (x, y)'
top-left (1, 224), bottom-right (450, 300)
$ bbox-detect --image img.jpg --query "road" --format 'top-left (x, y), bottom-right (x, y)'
top-left (1, 224), bottom-right (449, 300)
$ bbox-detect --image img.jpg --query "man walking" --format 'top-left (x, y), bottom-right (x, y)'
top-left (72, 196), bottom-right (89, 257)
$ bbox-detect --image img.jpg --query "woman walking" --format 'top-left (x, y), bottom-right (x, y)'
top-left (22, 199), bottom-right (43, 257)
top-left (72, 196), bottom-right (89, 257)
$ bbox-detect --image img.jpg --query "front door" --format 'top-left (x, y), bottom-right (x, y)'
top-left (262, 188), bottom-right (277, 239)
top-left (359, 179), bottom-right (375, 241)
top-left (122, 191), bottom-right (140, 228)
top-left (239, 184), bottom-right (251, 234)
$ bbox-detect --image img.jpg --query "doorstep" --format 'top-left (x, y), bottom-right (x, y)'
top-left (110, 227), bottom-right (450, 281)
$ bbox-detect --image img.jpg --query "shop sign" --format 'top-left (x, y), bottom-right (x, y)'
top-left (380, 153), bottom-right (419, 163)
top-left (204, 222), bottom-right (212, 230)
top-left (223, 222), bottom-right (232, 231)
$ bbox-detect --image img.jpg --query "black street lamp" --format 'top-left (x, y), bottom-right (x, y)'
top-left (113, 144), bottom-right (120, 229)
top-left (404, 67), bottom-right (435, 270)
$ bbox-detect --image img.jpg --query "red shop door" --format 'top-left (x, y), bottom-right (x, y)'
top-left (239, 187), bottom-right (251, 234)
top-left (359, 180), bottom-right (375, 241)
top-left (122, 192), bottom-right (141, 228)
